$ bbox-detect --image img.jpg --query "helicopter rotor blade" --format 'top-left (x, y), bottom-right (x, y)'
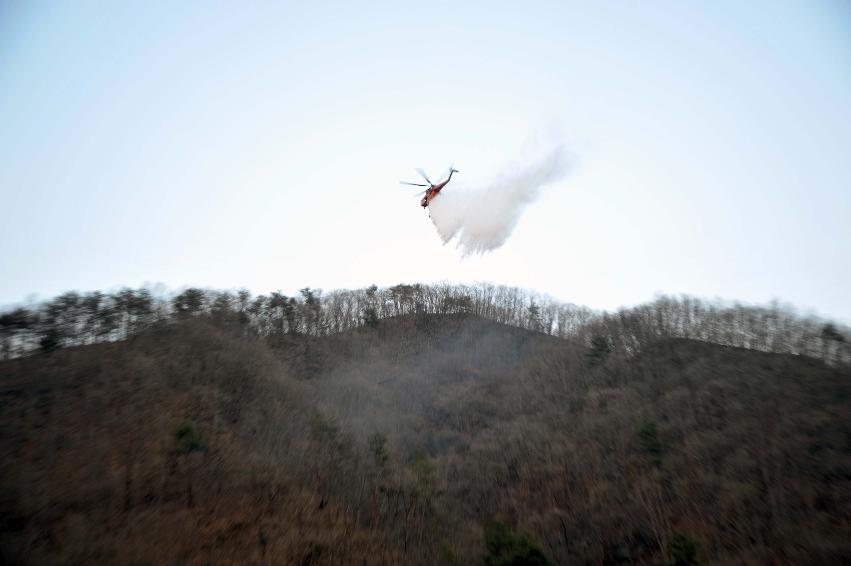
top-left (415, 168), bottom-right (432, 184)
top-left (400, 181), bottom-right (429, 187)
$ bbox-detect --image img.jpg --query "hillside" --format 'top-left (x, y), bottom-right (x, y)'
top-left (1, 313), bottom-right (849, 565)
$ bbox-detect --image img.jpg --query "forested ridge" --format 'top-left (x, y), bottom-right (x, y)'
top-left (1, 283), bottom-right (849, 565)
top-left (1, 282), bottom-right (848, 364)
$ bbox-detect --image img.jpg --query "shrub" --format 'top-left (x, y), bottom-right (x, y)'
top-left (667, 532), bottom-right (702, 566)
top-left (639, 421), bottom-right (663, 465)
top-left (588, 334), bottom-right (611, 365)
top-left (363, 307), bottom-right (380, 329)
top-left (369, 432), bottom-right (389, 467)
top-left (308, 410), bottom-right (340, 444)
top-left (174, 422), bottom-right (205, 454)
top-left (482, 519), bottom-right (550, 566)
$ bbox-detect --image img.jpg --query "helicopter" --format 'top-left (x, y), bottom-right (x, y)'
top-left (400, 167), bottom-right (459, 208)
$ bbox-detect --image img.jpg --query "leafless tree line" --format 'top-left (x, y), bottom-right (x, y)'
top-left (1, 282), bottom-right (848, 365)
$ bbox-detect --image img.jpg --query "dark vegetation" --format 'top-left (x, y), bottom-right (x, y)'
top-left (1, 283), bottom-right (849, 564)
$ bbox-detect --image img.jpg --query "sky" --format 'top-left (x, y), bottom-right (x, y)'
top-left (1, 1), bottom-right (850, 320)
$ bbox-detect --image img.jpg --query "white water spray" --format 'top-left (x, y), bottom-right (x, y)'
top-left (427, 131), bottom-right (570, 256)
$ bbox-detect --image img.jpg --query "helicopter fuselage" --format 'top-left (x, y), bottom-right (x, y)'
top-left (420, 170), bottom-right (457, 208)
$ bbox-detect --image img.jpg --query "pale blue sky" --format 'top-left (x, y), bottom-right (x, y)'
top-left (1, 1), bottom-right (850, 319)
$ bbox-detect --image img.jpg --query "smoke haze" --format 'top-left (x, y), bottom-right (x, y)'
top-left (428, 132), bottom-right (570, 256)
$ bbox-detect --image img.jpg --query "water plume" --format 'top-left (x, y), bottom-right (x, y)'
top-left (428, 131), bottom-right (570, 256)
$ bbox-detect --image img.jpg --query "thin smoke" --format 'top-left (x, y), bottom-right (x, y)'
top-left (428, 131), bottom-right (570, 256)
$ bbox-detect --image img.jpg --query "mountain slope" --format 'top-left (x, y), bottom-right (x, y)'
top-left (1, 315), bottom-right (849, 564)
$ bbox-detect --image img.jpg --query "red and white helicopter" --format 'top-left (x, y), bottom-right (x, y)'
top-left (400, 166), bottom-right (459, 208)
